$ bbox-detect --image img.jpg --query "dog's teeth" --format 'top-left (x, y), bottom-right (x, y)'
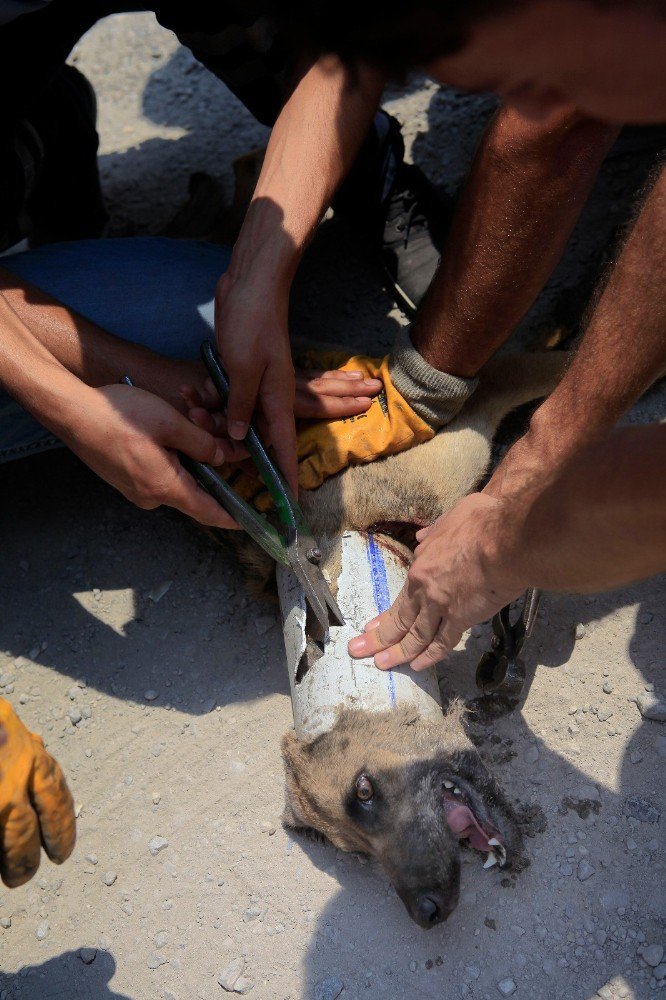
top-left (483, 852), bottom-right (498, 869)
top-left (453, 787), bottom-right (462, 795)
top-left (444, 780), bottom-right (454, 789)
top-left (488, 837), bottom-right (500, 847)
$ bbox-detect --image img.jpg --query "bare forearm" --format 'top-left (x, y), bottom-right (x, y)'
top-left (412, 105), bottom-right (619, 376)
top-left (227, 57), bottom-right (384, 288)
top-left (490, 163), bottom-right (666, 502)
top-left (0, 269), bottom-right (190, 409)
top-left (506, 425), bottom-right (666, 592)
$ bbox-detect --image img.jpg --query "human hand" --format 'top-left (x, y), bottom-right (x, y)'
top-left (0, 698), bottom-right (76, 887)
top-left (62, 383), bottom-right (239, 529)
top-left (348, 492), bottom-right (525, 670)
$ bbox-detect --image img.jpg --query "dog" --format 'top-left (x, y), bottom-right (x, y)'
top-left (166, 165), bottom-right (567, 927)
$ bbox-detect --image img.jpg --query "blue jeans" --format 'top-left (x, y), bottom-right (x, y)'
top-left (0, 236), bottom-right (231, 463)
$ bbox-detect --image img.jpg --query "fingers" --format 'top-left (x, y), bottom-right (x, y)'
top-left (0, 795), bottom-right (42, 888)
top-left (261, 389), bottom-right (299, 495)
top-left (225, 365), bottom-right (261, 442)
top-left (410, 623), bottom-right (463, 671)
top-left (168, 462), bottom-right (241, 530)
top-left (348, 588), bottom-right (419, 659)
top-left (29, 734), bottom-right (76, 865)
top-left (298, 369), bottom-right (383, 396)
top-left (159, 409), bottom-right (226, 467)
top-left (295, 393), bottom-right (375, 420)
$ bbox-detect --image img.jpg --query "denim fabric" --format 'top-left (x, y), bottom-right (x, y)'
top-left (0, 236), bottom-right (231, 462)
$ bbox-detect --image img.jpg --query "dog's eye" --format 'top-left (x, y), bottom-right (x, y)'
top-left (356, 775), bottom-right (374, 801)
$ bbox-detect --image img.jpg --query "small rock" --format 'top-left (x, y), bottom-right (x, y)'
top-left (643, 945), bottom-right (664, 968)
top-left (574, 623), bottom-right (586, 639)
top-left (654, 964), bottom-right (666, 981)
top-left (497, 978), bottom-right (517, 996)
top-left (152, 792), bottom-right (161, 805)
top-left (624, 795), bottom-right (660, 824)
top-left (626, 838), bottom-right (638, 851)
top-left (233, 979), bottom-right (254, 995)
top-left (577, 860), bottom-right (596, 882)
top-left (67, 706), bottom-right (83, 726)
top-left (144, 690), bottom-right (158, 702)
top-left (574, 783), bottom-right (600, 803)
top-left (523, 745), bottom-right (539, 763)
top-left (636, 692), bottom-right (666, 723)
top-left (149, 836), bottom-right (169, 856)
top-left (559, 863), bottom-right (573, 877)
top-left (0, 917), bottom-right (11, 929)
top-left (79, 947), bottom-right (97, 965)
top-left (630, 749), bottom-right (643, 764)
top-left (154, 931), bottom-right (168, 949)
top-left (103, 871), bottom-right (117, 886)
top-left (597, 707), bottom-right (613, 722)
top-left (314, 976), bottom-right (344, 1000)
top-left (68, 686), bottom-right (79, 700)
top-left (147, 954), bottom-right (167, 970)
top-left (542, 960), bottom-right (555, 976)
top-left (640, 612), bottom-right (654, 624)
top-left (36, 921), bottom-right (49, 940)
top-left (260, 821), bottom-right (276, 835)
top-left (218, 957), bottom-right (245, 992)
top-left (121, 902), bottom-right (133, 916)
top-left (602, 682), bottom-right (614, 694)
top-left (85, 853), bottom-right (98, 866)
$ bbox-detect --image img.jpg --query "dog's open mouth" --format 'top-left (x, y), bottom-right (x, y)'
top-left (443, 780), bottom-right (507, 869)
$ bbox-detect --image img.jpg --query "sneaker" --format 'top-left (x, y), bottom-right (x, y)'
top-left (382, 162), bottom-right (454, 317)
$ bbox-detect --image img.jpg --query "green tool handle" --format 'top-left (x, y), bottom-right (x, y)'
top-left (200, 341), bottom-right (300, 533)
top-left (179, 454), bottom-right (289, 567)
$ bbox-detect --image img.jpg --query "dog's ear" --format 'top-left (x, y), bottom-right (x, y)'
top-left (281, 730), bottom-right (311, 828)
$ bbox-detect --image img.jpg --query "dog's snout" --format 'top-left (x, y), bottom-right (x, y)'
top-left (412, 892), bottom-right (451, 928)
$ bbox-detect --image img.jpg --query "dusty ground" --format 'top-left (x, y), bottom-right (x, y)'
top-left (0, 12), bottom-right (665, 1000)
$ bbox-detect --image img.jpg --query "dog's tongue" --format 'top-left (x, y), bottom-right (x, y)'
top-left (444, 797), bottom-right (492, 852)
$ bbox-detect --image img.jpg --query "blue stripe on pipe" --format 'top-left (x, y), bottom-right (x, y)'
top-left (365, 532), bottom-right (396, 706)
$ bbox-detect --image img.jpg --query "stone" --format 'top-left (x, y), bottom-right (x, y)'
top-left (218, 957), bottom-right (246, 992)
top-left (574, 783), bottom-right (600, 803)
top-left (630, 750), bottom-right (643, 764)
top-left (0, 917), bottom-right (11, 929)
top-left (524, 746), bottom-right (539, 763)
top-left (260, 821), bottom-right (276, 835)
top-left (643, 945), bottom-right (664, 968)
top-left (85, 853), bottom-right (99, 866)
top-left (597, 707), bottom-right (613, 722)
top-left (144, 690), bottom-right (158, 702)
top-left (67, 706), bottom-right (82, 726)
top-left (147, 954), bottom-right (167, 970)
top-left (602, 682), bottom-right (614, 694)
top-left (577, 860), bottom-right (596, 882)
top-left (575, 623), bottom-right (586, 639)
top-left (152, 792), bottom-right (161, 805)
top-left (636, 692), bottom-right (666, 723)
top-left (79, 947), bottom-right (97, 964)
top-left (103, 872), bottom-right (117, 886)
top-left (36, 921), bottom-right (49, 940)
top-left (314, 977), bottom-right (344, 1000)
top-left (233, 979), bottom-right (254, 995)
top-left (497, 979), bottom-right (517, 996)
top-left (154, 931), bottom-right (168, 949)
top-left (654, 964), bottom-right (666, 981)
top-left (149, 836), bottom-right (169, 856)
top-left (624, 796), bottom-right (660, 824)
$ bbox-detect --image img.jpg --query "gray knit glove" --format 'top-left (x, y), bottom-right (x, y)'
top-left (389, 329), bottom-right (479, 429)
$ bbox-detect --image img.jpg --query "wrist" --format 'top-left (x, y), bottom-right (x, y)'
top-left (227, 199), bottom-right (304, 290)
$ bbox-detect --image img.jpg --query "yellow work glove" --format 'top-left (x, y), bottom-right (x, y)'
top-left (217, 334), bottom-right (478, 503)
top-left (0, 698), bottom-right (76, 887)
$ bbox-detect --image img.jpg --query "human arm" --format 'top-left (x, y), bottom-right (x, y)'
top-left (216, 56), bottom-right (384, 488)
top-left (411, 103), bottom-right (620, 376)
top-left (350, 164), bottom-right (666, 668)
top-left (0, 278), bottom-right (238, 528)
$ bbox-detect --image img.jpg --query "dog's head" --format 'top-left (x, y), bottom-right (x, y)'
top-left (281, 702), bottom-right (522, 929)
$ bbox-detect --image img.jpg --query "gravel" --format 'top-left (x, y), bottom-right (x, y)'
top-left (314, 976), bottom-right (344, 1000)
top-left (642, 945), bottom-right (665, 968)
top-left (218, 957), bottom-right (246, 992)
top-left (148, 836), bottom-right (169, 856)
top-left (79, 947), bottom-right (97, 964)
top-left (103, 871), bottom-right (118, 886)
top-left (636, 692), bottom-right (666, 722)
top-left (497, 978), bottom-right (517, 996)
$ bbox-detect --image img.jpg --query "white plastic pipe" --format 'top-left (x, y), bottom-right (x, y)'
top-left (277, 531), bottom-right (443, 738)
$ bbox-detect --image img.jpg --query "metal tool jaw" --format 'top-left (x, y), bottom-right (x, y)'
top-left (475, 589), bottom-right (541, 700)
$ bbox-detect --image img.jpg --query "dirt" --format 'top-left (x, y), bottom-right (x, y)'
top-left (0, 12), bottom-right (664, 1000)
